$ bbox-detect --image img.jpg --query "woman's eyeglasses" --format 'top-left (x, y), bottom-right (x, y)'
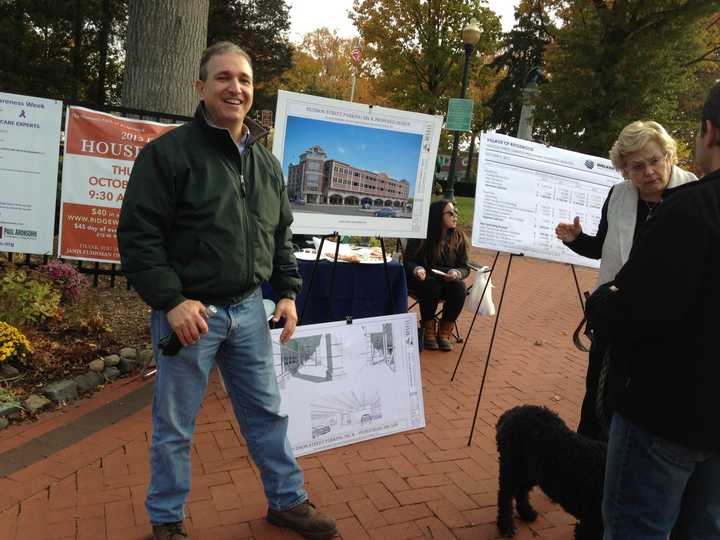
top-left (443, 210), bottom-right (459, 217)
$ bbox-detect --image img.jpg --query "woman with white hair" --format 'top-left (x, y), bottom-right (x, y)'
top-left (555, 120), bottom-right (697, 440)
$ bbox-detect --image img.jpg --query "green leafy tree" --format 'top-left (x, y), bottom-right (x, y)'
top-left (485, 0), bottom-right (553, 135)
top-left (533, 0), bottom-right (719, 157)
top-left (351, 0), bottom-right (501, 117)
top-left (0, 0), bottom-right (126, 104)
top-left (207, 0), bottom-right (293, 111)
top-left (280, 28), bottom-right (381, 105)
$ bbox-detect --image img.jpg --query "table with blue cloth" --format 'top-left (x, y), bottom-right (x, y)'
top-left (263, 259), bottom-right (408, 325)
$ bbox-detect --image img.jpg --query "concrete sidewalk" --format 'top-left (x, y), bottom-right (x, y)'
top-left (0, 249), bottom-right (598, 539)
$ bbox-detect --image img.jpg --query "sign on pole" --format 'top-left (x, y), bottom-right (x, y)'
top-left (58, 107), bottom-right (180, 263)
top-left (261, 109), bottom-right (273, 129)
top-left (351, 46), bottom-right (362, 64)
top-left (0, 92), bottom-right (62, 255)
top-left (446, 98), bottom-right (474, 132)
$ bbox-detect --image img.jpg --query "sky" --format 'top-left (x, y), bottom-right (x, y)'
top-left (288, 0), bottom-right (520, 42)
top-left (282, 116), bottom-right (422, 193)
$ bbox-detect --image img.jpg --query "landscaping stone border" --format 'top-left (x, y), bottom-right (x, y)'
top-left (0, 346), bottom-right (153, 429)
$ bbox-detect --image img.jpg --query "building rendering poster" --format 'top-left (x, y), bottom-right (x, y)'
top-left (272, 90), bottom-right (443, 238)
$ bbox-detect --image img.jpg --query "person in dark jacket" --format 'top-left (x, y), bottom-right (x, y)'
top-left (586, 82), bottom-right (720, 539)
top-left (404, 199), bottom-right (470, 351)
top-left (117, 42), bottom-right (336, 540)
top-left (555, 121), bottom-right (696, 441)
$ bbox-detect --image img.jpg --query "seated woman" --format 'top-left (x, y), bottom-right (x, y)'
top-left (555, 120), bottom-right (697, 440)
top-left (405, 199), bottom-right (470, 351)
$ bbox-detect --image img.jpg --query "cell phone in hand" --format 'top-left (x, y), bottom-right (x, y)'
top-left (159, 305), bottom-right (218, 357)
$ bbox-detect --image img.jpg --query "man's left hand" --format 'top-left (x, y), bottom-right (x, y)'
top-left (273, 298), bottom-right (298, 344)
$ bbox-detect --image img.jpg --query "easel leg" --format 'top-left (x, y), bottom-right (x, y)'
top-left (299, 235), bottom-right (328, 326)
top-left (451, 250), bottom-right (501, 381)
top-left (327, 235), bottom-right (341, 321)
top-left (379, 238), bottom-right (396, 314)
top-left (570, 264), bottom-right (586, 311)
top-left (466, 253), bottom-right (514, 447)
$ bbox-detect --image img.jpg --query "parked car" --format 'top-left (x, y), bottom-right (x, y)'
top-left (374, 207), bottom-right (396, 218)
top-left (293, 198), bottom-right (306, 205)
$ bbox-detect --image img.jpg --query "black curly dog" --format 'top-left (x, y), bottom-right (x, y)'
top-left (495, 405), bottom-right (607, 539)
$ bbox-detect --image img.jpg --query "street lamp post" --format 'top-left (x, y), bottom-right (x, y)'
top-left (516, 67), bottom-right (542, 141)
top-left (444, 18), bottom-right (482, 201)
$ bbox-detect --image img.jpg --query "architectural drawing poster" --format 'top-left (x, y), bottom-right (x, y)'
top-left (0, 91), bottom-right (62, 255)
top-left (272, 90), bottom-right (443, 238)
top-left (473, 132), bottom-right (621, 268)
top-left (271, 312), bottom-right (425, 457)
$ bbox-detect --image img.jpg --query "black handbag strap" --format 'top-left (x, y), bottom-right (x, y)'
top-left (595, 343), bottom-right (612, 437)
top-left (572, 316), bottom-right (592, 352)
top-left (572, 290), bottom-right (593, 352)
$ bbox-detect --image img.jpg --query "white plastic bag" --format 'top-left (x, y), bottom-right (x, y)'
top-left (463, 270), bottom-right (496, 316)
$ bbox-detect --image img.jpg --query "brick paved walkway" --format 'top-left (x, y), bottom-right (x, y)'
top-left (0, 249), bottom-right (599, 539)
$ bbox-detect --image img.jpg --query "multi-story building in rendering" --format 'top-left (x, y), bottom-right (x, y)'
top-left (287, 145), bottom-right (411, 209)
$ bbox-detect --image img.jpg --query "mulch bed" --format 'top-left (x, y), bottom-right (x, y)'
top-left (3, 275), bottom-right (151, 408)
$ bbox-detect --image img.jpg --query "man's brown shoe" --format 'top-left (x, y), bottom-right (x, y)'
top-left (267, 500), bottom-right (337, 540)
top-left (152, 521), bottom-right (188, 540)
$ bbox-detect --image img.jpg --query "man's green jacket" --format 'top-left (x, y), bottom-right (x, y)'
top-left (117, 105), bottom-right (301, 311)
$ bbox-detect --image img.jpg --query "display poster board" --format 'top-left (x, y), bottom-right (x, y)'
top-left (58, 107), bottom-right (179, 263)
top-left (272, 312), bottom-right (425, 457)
top-left (473, 133), bottom-right (621, 268)
top-left (272, 90), bottom-right (443, 238)
top-left (0, 92), bottom-right (62, 255)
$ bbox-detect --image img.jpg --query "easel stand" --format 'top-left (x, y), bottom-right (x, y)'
top-left (298, 233), bottom-right (396, 326)
top-left (453, 255), bottom-right (592, 447)
top-left (299, 231), bottom-right (340, 325)
top-left (453, 251), bottom-right (515, 447)
top-left (379, 237), bottom-right (397, 314)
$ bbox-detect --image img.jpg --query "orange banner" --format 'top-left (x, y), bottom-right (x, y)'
top-left (59, 106), bottom-right (180, 263)
top-left (59, 203), bottom-right (121, 262)
top-left (64, 107), bottom-right (176, 162)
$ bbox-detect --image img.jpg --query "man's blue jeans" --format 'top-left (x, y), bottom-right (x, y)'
top-left (146, 288), bottom-right (307, 524)
top-left (603, 413), bottom-right (720, 539)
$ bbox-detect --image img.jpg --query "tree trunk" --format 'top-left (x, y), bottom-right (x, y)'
top-left (95, 0), bottom-right (112, 105)
top-left (463, 132), bottom-right (476, 184)
top-left (72, 0), bottom-right (83, 100)
top-left (122, 0), bottom-right (209, 116)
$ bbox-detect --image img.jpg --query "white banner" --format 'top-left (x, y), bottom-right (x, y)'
top-left (272, 90), bottom-right (443, 238)
top-left (473, 133), bottom-right (621, 267)
top-left (58, 107), bottom-right (179, 263)
top-left (0, 92), bottom-right (62, 254)
top-left (272, 312), bottom-right (425, 457)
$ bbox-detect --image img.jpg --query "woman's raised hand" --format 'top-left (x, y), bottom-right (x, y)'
top-left (555, 216), bottom-right (582, 243)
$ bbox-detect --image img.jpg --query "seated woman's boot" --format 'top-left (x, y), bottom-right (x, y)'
top-left (437, 321), bottom-right (455, 351)
top-left (421, 320), bottom-right (438, 350)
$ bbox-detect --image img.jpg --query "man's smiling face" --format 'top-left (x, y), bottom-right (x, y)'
top-left (195, 51), bottom-right (254, 135)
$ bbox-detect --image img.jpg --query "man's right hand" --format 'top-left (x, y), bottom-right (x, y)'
top-left (555, 216), bottom-right (582, 243)
top-left (167, 300), bottom-right (209, 346)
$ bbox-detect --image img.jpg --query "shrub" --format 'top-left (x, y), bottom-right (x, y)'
top-left (63, 296), bottom-right (112, 336)
top-left (0, 322), bottom-right (33, 364)
top-left (0, 268), bottom-right (62, 326)
top-left (37, 260), bottom-right (89, 303)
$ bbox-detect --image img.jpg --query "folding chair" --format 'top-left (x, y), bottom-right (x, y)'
top-left (407, 261), bottom-right (489, 343)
